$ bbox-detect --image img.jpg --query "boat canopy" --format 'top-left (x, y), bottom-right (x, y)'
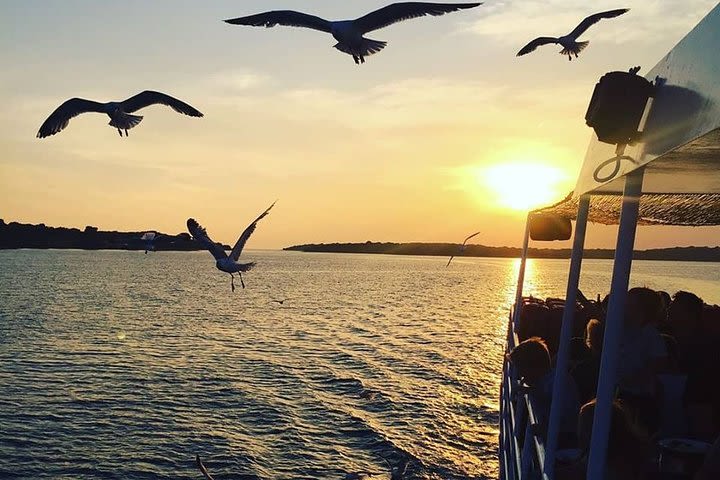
top-left (536, 190), bottom-right (720, 226)
top-left (501, 6), bottom-right (720, 480)
top-left (536, 5), bottom-right (720, 226)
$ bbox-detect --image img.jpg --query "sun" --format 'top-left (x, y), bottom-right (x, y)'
top-left (479, 162), bottom-right (567, 211)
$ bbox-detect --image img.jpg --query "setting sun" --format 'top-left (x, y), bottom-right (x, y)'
top-left (481, 162), bottom-right (567, 212)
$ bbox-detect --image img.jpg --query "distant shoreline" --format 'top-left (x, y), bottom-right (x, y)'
top-left (3, 219), bottom-right (718, 262)
top-left (0, 220), bottom-right (230, 252)
top-left (283, 242), bottom-right (720, 262)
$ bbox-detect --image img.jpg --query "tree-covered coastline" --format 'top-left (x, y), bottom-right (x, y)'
top-left (284, 241), bottom-right (720, 262)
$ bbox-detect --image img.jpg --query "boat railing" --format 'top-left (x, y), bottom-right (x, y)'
top-left (500, 306), bottom-right (551, 480)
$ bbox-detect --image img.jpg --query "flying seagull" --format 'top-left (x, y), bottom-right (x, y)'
top-left (517, 9), bottom-right (629, 61)
top-left (196, 455), bottom-right (215, 480)
top-left (446, 231), bottom-right (480, 267)
top-left (141, 232), bottom-right (158, 254)
top-left (224, 2), bottom-right (482, 65)
top-left (187, 201), bottom-right (275, 292)
top-left (37, 91), bottom-right (203, 138)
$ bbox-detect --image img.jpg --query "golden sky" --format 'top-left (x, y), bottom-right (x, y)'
top-left (1, 1), bottom-right (718, 249)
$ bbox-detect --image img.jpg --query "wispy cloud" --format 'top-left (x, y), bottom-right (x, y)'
top-left (276, 78), bottom-right (516, 130)
top-left (265, 75), bottom-right (592, 148)
top-left (206, 70), bottom-right (270, 93)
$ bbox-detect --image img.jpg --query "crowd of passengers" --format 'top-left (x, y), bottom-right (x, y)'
top-left (508, 288), bottom-right (720, 480)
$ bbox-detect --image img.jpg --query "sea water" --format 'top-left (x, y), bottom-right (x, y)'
top-left (0, 250), bottom-right (718, 479)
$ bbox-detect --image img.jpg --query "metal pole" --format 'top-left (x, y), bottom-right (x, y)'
top-left (587, 168), bottom-right (645, 480)
top-left (544, 195), bottom-right (591, 477)
top-left (513, 214), bottom-right (531, 330)
top-left (521, 420), bottom-right (534, 477)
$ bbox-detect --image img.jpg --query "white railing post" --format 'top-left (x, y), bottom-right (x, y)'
top-left (500, 403), bottom-right (507, 479)
top-left (544, 195), bottom-right (591, 477)
top-left (587, 168), bottom-right (645, 480)
top-left (503, 360), bottom-right (520, 480)
top-left (521, 420), bottom-right (535, 477)
top-left (513, 214), bottom-right (532, 330)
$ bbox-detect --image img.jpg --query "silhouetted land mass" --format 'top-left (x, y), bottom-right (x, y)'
top-left (284, 242), bottom-right (720, 262)
top-left (0, 220), bottom-right (230, 251)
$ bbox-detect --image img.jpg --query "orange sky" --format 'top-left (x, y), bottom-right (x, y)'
top-left (1, 1), bottom-right (718, 249)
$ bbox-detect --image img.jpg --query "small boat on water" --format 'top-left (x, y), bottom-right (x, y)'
top-left (499, 4), bottom-right (720, 480)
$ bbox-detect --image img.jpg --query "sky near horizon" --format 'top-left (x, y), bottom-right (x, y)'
top-left (1, 1), bottom-right (719, 250)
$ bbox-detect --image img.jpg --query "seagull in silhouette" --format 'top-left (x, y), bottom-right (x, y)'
top-left (141, 232), bottom-right (157, 254)
top-left (187, 202), bottom-right (275, 292)
top-left (446, 231), bottom-right (480, 267)
top-left (196, 455), bottom-right (215, 480)
top-left (224, 2), bottom-right (482, 65)
top-left (271, 299), bottom-right (285, 305)
top-left (37, 91), bottom-right (203, 138)
top-left (517, 9), bottom-right (629, 61)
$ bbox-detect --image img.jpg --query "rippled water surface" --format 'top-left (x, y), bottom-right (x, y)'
top-left (1, 250), bottom-right (718, 479)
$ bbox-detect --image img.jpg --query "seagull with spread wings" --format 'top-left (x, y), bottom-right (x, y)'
top-left (187, 202), bottom-right (275, 292)
top-left (446, 231), bottom-right (480, 267)
top-left (224, 2), bottom-right (482, 65)
top-left (517, 9), bottom-right (629, 61)
top-left (37, 91), bottom-right (203, 138)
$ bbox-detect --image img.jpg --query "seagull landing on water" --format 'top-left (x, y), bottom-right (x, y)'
top-left (187, 202), bottom-right (275, 292)
top-left (36, 91), bottom-right (203, 138)
top-left (141, 232), bottom-right (158, 254)
top-left (516, 9), bottom-right (629, 61)
top-left (446, 231), bottom-right (480, 267)
top-left (224, 2), bottom-right (482, 65)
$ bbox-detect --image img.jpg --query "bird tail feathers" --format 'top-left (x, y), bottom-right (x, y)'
top-left (238, 262), bottom-right (256, 272)
top-left (334, 38), bottom-right (387, 58)
top-left (560, 41), bottom-right (589, 56)
top-left (108, 113), bottom-right (143, 130)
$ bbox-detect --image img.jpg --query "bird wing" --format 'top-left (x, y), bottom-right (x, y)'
top-left (462, 231), bottom-right (481, 246)
top-left (141, 232), bottom-right (156, 241)
top-left (186, 218), bottom-right (228, 260)
top-left (353, 2), bottom-right (482, 34)
top-left (568, 8), bottom-right (629, 39)
top-left (230, 201), bottom-right (276, 261)
top-left (36, 98), bottom-right (106, 138)
top-left (446, 255), bottom-right (455, 267)
top-left (120, 91), bottom-right (203, 117)
top-left (224, 10), bottom-right (332, 33)
top-left (196, 455), bottom-right (215, 480)
top-left (516, 37), bottom-right (559, 56)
